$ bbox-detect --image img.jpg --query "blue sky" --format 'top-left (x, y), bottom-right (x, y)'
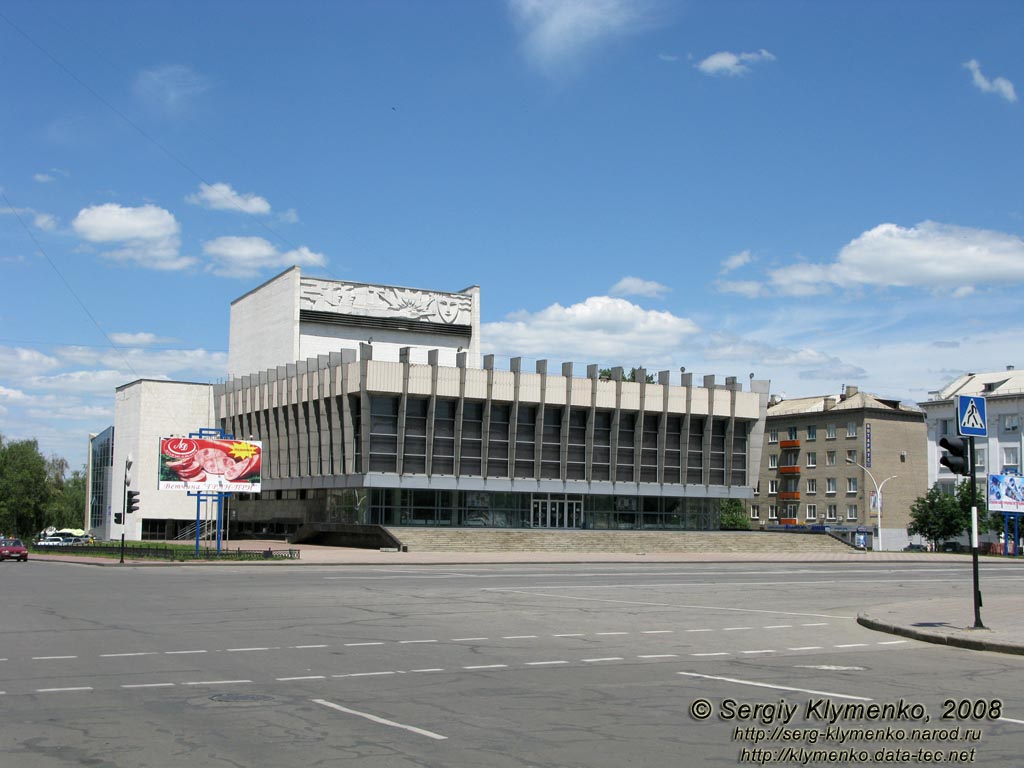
top-left (2, 0), bottom-right (1023, 469)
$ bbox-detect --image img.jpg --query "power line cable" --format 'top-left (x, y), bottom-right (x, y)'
top-left (0, 188), bottom-right (139, 377)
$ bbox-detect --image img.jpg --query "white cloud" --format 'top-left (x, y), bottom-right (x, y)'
top-left (33, 212), bottom-right (57, 231)
top-left (108, 332), bottom-right (170, 346)
top-left (186, 182), bottom-right (271, 214)
top-left (721, 249), bottom-right (753, 273)
top-left (484, 295), bottom-right (699, 363)
top-left (0, 385), bottom-right (29, 402)
top-left (766, 221), bottom-right (1024, 296)
top-left (508, 0), bottom-right (657, 75)
top-left (697, 49), bottom-right (776, 77)
top-left (72, 203), bottom-right (195, 270)
top-left (278, 208), bottom-right (300, 224)
top-left (963, 59), bottom-right (1017, 103)
top-left (133, 64), bottom-right (213, 113)
top-left (658, 53), bottom-right (678, 62)
top-left (609, 275), bottom-right (670, 298)
top-left (0, 346), bottom-right (61, 377)
top-left (203, 236), bottom-right (326, 278)
top-left (34, 173), bottom-right (54, 183)
top-left (715, 279), bottom-right (763, 298)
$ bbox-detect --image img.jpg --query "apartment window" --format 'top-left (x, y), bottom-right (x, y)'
top-left (806, 504), bottom-right (817, 521)
top-left (768, 479), bottom-right (779, 494)
top-left (1003, 446), bottom-right (1020, 474)
top-left (1005, 415), bottom-right (1020, 432)
top-left (826, 424), bottom-right (837, 440)
top-left (806, 451), bottom-right (817, 468)
top-left (826, 478), bottom-right (837, 494)
top-left (768, 453), bottom-right (778, 469)
top-left (806, 478), bottom-right (817, 494)
top-left (768, 505), bottom-right (779, 520)
top-left (768, 429), bottom-right (778, 444)
top-left (847, 477), bottom-right (858, 494)
top-left (974, 447), bottom-right (986, 472)
top-left (846, 504), bottom-right (858, 520)
top-left (846, 449), bottom-right (857, 464)
top-left (788, 426), bottom-right (798, 440)
top-left (806, 425), bottom-right (817, 441)
top-left (826, 451), bottom-right (837, 466)
top-left (826, 504), bottom-right (837, 521)
top-left (846, 421), bottom-right (857, 438)
top-left (750, 505), bottom-right (760, 520)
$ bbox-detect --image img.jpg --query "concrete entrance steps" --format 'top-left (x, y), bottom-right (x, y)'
top-left (384, 528), bottom-right (856, 554)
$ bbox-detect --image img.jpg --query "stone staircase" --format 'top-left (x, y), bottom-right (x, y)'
top-left (383, 527), bottom-right (857, 554)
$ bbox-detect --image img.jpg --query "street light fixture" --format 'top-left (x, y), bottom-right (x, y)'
top-left (846, 457), bottom-right (896, 551)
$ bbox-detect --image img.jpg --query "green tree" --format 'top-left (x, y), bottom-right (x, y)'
top-left (0, 436), bottom-right (53, 537)
top-left (719, 500), bottom-right (750, 530)
top-left (907, 484), bottom-right (969, 548)
top-left (50, 468), bottom-right (87, 529)
top-left (598, 367), bottom-right (655, 383)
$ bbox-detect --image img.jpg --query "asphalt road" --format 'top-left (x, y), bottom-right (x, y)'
top-left (2, 560), bottom-right (1022, 767)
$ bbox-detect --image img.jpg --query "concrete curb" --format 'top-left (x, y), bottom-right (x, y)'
top-left (857, 614), bottom-right (1024, 657)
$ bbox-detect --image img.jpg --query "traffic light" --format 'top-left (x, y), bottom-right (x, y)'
top-left (939, 436), bottom-right (968, 475)
top-left (114, 512), bottom-right (124, 524)
top-left (126, 490), bottom-right (140, 514)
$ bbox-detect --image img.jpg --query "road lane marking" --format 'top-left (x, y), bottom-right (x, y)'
top-left (763, 625), bottom-right (792, 629)
top-left (227, 647), bottom-right (276, 652)
top-left (642, 630), bottom-right (674, 634)
top-left (686, 629), bottom-right (713, 633)
top-left (789, 646), bottom-right (824, 651)
top-left (344, 642), bottom-right (384, 647)
top-left (334, 671), bottom-right (395, 678)
top-left (411, 668), bottom-right (445, 673)
top-left (742, 650), bottom-right (776, 654)
top-left (33, 655), bottom-right (77, 660)
top-left (692, 652), bottom-right (729, 657)
top-left (801, 623), bottom-right (829, 627)
top-left (37, 687), bottom-right (92, 693)
top-left (293, 645), bottom-right (329, 649)
top-left (876, 640), bottom-right (908, 645)
top-left (596, 632), bottom-right (628, 636)
top-left (166, 650), bottom-right (207, 655)
top-left (639, 654), bottom-right (678, 659)
top-left (183, 680), bottom-right (252, 686)
top-left (723, 627), bottom-right (751, 631)
top-left (313, 698), bottom-right (447, 740)
top-left (463, 664), bottom-right (508, 670)
top-left (581, 657), bottom-right (623, 662)
top-left (525, 661), bottom-right (568, 666)
top-left (451, 637), bottom-right (488, 642)
top-left (998, 717), bottom-right (1024, 725)
top-left (399, 640), bottom-right (437, 644)
top-left (553, 633), bottom-right (585, 637)
top-left (835, 643), bottom-right (868, 648)
top-left (678, 672), bottom-right (872, 701)
top-left (276, 676), bottom-right (325, 681)
top-left (101, 652), bottom-right (158, 658)
top-left (485, 590), bottom-right (852, 619)
top-left (502, 635), bottom-right (538, 639)
top-left (122, 683), bottom-right (175, 688)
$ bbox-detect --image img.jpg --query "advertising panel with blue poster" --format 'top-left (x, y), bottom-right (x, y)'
top-left (988, 474), bottom-right (1024, 513)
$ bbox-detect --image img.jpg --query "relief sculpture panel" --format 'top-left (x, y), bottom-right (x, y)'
top-left (300, 279), bottom-right (472, 325)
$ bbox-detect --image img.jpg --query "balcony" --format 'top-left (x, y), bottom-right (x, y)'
top-left (779, 439), bottom-right (801, 449)
top-left (779, 491), bottom-right (801, 500)
top-left (778, 465), bottom-right (801, 474)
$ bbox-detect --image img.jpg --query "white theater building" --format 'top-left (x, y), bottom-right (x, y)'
top-left (87, 267), bottom-right (770, 543)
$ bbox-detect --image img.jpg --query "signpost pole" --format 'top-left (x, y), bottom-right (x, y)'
top-left (969, 436), bottom-right (984, 629)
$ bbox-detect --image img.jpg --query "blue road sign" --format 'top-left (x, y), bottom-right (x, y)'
top-left (956, 395), bottom-right (987, 438)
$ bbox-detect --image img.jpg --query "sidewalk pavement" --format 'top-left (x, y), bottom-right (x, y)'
top-left (31, 543), bottom-right (1024, 656)
top-left (857, 594), bottom-right (1024, 657)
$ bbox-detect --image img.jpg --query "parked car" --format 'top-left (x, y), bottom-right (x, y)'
top-left (0, 539), bottom-right (29, 561)
top-left (903, 543), bottom-right (927, 552)
top-left (36, 536), bottom-right (67, 547)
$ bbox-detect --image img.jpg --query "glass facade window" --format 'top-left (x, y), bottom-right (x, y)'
top-left (541, 405), bottom-right (562, 479)
top-left (616, 412), bottom-right (635, 482)
top-left (432, 398), bottom-right (456, 475)
top-left (592, 410), bottom-right (612, 481)
top-left (664, 415), bottom-right (682, 484)
top-left (369, 395), bottom-right (398, 472)
top-left (709, 419), bottom-right (727, 485)
top-left (640, 413), bottom-right (659, 483)
top-left (89, 427), bottom-right (114, 532)
top-left (487, 403), bottom-right (510, 477)
top-left (514, 405), bottom-right (536, 478)
top-left (731, 421), bottom-right (748, 486)
top-left (404, 397), bottom-right (428, 474)
top-left (687, 418), bottom-right (704, 484)
top-left (567, 408), bottom-right (587, 480)
top-left (460, 400), bottom-right (483, 476)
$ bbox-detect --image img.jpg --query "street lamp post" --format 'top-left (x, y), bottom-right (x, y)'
top-left (847, 458), bottom-right (896, 552)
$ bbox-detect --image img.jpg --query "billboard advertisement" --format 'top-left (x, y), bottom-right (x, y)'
top-left (988, 473), bottom-right (1024, 513)
top-left (158, 437), bottom-right (262, 493)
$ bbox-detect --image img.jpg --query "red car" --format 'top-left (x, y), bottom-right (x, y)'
top-left (0, 539), bottom-right (29, 562)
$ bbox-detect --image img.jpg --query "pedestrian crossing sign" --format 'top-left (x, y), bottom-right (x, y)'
top-left (956, 395), bottom-right (987, 438)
